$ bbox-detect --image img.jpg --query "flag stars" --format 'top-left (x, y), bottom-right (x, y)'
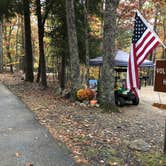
top-left (132, 14), bottom-right (147, 43)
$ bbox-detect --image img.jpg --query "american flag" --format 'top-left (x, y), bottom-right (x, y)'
top-left (127, 11), bottom-right (160, 97)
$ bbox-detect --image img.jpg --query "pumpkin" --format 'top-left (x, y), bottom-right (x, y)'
top-left (76, 88), bottom-right (95, 101)
top-left (85, 88), bottom-right (94, 100)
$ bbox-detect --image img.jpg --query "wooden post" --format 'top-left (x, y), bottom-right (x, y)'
top-left (164, 120), bottom-right (166, 154)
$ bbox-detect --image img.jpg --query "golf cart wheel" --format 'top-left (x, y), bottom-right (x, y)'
top-left (132, 97), bottom-right (139, 105)
top-left (116, 97), bottom-right (125, 107)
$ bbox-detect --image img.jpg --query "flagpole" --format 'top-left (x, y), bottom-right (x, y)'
top-left (136, 10), bottom-right (166, 49)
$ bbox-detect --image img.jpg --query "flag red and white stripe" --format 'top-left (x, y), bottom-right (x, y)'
top-left (127, 11), bottom-right (161, 97)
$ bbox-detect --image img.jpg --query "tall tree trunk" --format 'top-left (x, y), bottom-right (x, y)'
top-left (151, 4), bottom-right (159, 62)
top-left (36, 62), bottom-right (41, 83)
top-left (20, 15), bottom-right (25, 72)
top-left (148, 4), bottom-right (159, 85)
top-left (0, 20), bottom-right (3, 72)
top-left (6, 45), bottom-right (13, 73)
top-left (60, 53), bottom-right (66, 90)
top-left (4, 24), bottom-right (14, 73)
top-left (15, 15), bottom-right (20, 70)
top-left (162, 16), bottom-right (166, 59)
top-left (82, 0), bottom-right (90, 83)
top-left (99, 0), bottom-right (120, 112)
top-left (138, 0), bottom-right (145, 15)
top-left (66, 0), bottom-right (81, 99)
top-left (139, 0), bottom-right (143, 9)
top-left (36, 0), bottom-right (47, 87)
top-left (23, 0), bottom-right (34, 82)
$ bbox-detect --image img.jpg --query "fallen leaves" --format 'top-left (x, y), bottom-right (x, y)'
top-left (15, 152), bottom-right (21, 157)
top-left (15, 152), bottom-right (33, 166)
top-left (160, 160), bottom-right (166, 165)
top-left (1, 73), bottom-right (166, 166)
top-left (25, 163), bottom-right (33, 166)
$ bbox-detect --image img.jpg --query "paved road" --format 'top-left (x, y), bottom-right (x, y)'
top-left (0, 84), bottom-right (76, 166)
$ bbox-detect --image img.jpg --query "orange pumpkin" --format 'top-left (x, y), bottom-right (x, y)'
top-left (76, 88), bottom-right (95, 101)
top-left (85, 88), bottom-right (95, 100)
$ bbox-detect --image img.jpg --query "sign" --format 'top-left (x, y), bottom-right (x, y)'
top-left (154, 60), bottom-right (166, 92)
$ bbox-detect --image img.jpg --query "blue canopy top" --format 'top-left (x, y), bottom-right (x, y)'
top-left (89, 50), bottom-right (154, 67)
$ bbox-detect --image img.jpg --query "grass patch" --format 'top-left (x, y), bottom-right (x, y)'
top-left (136, 152), bottom-right (166, 166)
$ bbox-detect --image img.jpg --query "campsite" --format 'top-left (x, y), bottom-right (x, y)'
top-left (0, 0), bottom-right (165, 166)
top-left (1, 73), bottom-right (166, 166)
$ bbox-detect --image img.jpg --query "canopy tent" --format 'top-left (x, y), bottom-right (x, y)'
top-left (89, 50), bottom-right (154, 68)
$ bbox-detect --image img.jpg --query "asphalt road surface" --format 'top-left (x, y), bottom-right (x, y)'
top-left (0, 84), bottom-right (76, 166)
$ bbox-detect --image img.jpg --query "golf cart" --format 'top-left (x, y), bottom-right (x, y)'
top-left (114, 87), bottom-right (139, 107)
top-left (113, 68), bottom-right (139, 107)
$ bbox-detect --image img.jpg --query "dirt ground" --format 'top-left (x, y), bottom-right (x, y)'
top-left (140, 86), bottom-right (166, 105)
top-left (0, 72), bottom-right (166, 166)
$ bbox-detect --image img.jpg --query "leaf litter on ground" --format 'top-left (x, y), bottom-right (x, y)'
top-left (0, 72), bottom-right (166, 166)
